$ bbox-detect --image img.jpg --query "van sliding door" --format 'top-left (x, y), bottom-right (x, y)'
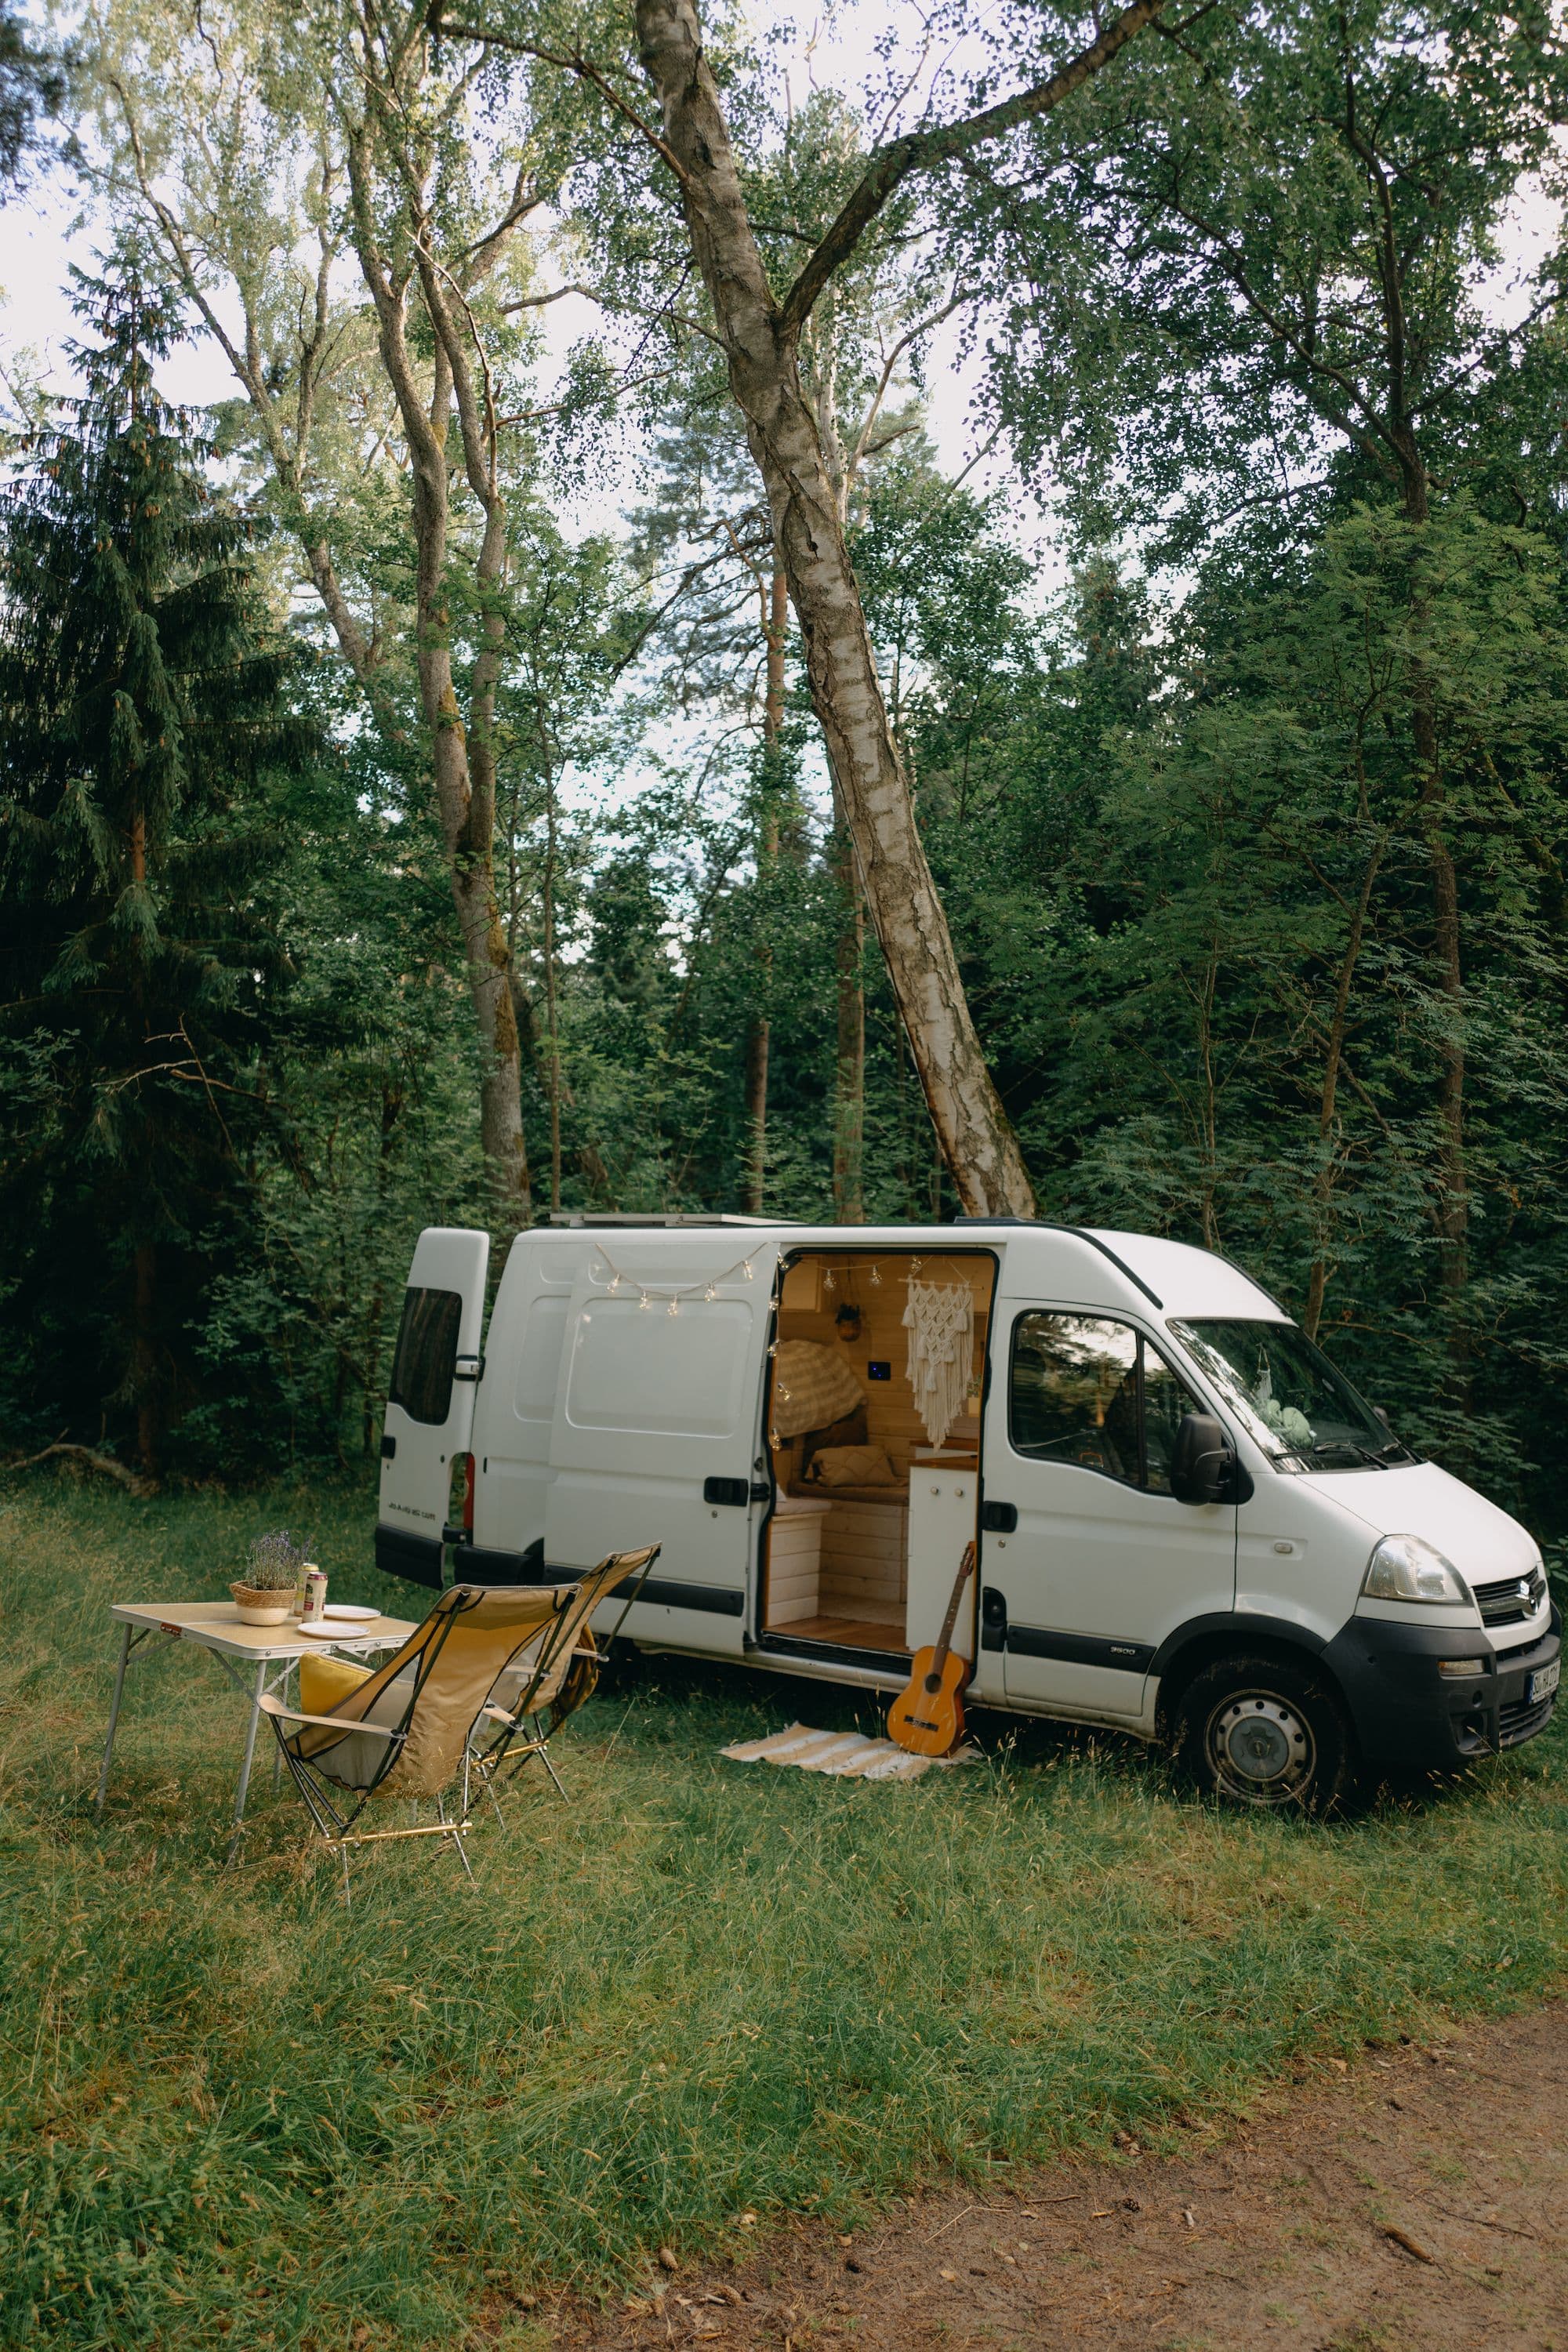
top-left (544, 1244), bottom-right (779, 1655)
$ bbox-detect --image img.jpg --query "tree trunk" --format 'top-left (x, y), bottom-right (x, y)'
top-left (343, 118), bottom-right (532, 1232)
top-left (832, 804), bottom-right (866, 1222)
top-left (742, 564), bottom-right (789, 1214)
top-left (133, 1241), bottom-right (160, 1474)
top-left (1399, 459), bottom-right (1471, 1410)
top-left (542, 770), bottom-right (563, 1213)
top-left (1303, 826), bottom-right (1387, 1339)
top-left (636, 0), bottom-right (1036, 1218)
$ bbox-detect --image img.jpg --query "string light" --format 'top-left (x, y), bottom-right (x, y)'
top-left (869, 1264), bottom-right (882, 1286)
top-left (584, 1242), bottom-right (768, 1311)
top-left (666, 1296), bottom-right (679, 1316)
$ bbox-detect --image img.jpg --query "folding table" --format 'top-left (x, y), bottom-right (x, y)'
top-left (95, 1601), bottom-right (416, 1849)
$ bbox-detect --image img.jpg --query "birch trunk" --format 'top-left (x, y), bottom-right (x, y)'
top-left (742, 564), bottom-right (788, 1213)
top-left (344, 118), bottom-right (532, 1229)
top-left (635, 0), bottom-right (1037, 1216)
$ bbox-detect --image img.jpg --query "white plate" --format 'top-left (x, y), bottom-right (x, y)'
top-left (298, 1621), bottom-right (357, 1638)
top-left (322, 1603), bottom-right (378, 1621)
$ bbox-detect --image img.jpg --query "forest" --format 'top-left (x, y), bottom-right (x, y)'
top-left (4, 0), bottom-right (1568, 1558)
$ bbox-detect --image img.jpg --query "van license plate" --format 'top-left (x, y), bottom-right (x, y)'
top-left (1529, 1660), bottom-right (1560, 1704)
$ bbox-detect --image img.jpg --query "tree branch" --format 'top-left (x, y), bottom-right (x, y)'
top-left (779, 0), bottom-right (1170, 337)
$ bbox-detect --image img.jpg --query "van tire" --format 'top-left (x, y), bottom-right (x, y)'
top-left (1174, 1653), bottom-right (1356, 1815)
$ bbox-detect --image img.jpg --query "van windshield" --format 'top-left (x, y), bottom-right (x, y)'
top-left (1170, 1319), bottom-right (1410, 1471)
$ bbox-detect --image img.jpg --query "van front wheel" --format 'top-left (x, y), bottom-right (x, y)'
top-left (1175, 1654), bottom-right (1356, 1815)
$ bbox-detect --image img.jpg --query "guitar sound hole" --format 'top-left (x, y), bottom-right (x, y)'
top-left (924, 1672), bottom-right (942, 1694)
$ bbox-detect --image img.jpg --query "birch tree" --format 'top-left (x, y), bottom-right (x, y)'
top-left (441, 0), bottom-right (1171, 1215)
top-left (80, 0), bottom-right (613, 1225)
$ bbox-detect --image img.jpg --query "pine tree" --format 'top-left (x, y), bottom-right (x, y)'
top-left (0, 267), bottom-right (314, 1472)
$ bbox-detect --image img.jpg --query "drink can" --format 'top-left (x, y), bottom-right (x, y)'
top-left (301, 1566), bottom-right (328, 1625)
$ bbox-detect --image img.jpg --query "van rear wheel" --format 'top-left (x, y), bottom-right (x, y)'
top-left (1175, 1653), bottom-right (1356, 1816)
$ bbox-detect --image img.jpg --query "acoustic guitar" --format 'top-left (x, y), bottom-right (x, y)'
top-left (887, 1541), bottom-right (978, 1757)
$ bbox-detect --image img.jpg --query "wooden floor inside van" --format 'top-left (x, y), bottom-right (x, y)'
top-left (776, 1615), bottom-right (909, 1653)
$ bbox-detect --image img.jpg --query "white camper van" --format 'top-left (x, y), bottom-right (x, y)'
top-left (375, 1215), bottom-right (1560, 1809)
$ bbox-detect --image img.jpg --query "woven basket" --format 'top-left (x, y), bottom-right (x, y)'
top-left (230, 1580), bottom-right (296, 1626)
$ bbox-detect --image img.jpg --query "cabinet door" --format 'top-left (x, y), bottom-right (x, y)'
top-left (981, 1310), bottom-right (1236, 1718)
top-left (906, 1472), bottom-right (978, 1657)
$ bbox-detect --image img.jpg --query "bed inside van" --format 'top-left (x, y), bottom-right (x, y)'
top-left (759, 1249), bottom-right (996, 1664)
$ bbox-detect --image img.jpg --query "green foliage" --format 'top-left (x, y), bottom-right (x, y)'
top-left (0, 269), bottom-right (315, 1469)
top-left (1, 1480), bottom-right (1563, 2345)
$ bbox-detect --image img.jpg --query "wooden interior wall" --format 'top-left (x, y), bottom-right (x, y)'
top-left (767, 1254), bottom-right (995, 1630)
top-left (774, 1253), bottom-right (993, 1475)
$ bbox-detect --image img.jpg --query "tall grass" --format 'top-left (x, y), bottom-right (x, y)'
top-left (2, 1475), bottom-right (1563, 2348)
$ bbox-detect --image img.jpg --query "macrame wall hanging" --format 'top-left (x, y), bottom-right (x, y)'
top-left (902, 1278), bottom-right (974, 1450)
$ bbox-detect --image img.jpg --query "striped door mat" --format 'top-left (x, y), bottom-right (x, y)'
top-left (720, 1721), bottom-right (981, 1781)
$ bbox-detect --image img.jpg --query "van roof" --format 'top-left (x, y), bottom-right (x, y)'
top-left (534, 1217), bottom-right (1290, 1326)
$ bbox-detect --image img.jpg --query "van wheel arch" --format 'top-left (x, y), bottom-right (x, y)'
top-left (1154, 1625), bottom-right (1345, 1744)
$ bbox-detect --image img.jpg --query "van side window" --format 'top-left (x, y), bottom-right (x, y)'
top-left (1010, 1314), bottom-right (1200, 1494)
top-left (389, 1287), bottom-right (463, 1426)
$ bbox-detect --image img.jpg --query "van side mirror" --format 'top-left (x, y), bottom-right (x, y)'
top-left (1171, 1411), bottom-right (1242, 1505)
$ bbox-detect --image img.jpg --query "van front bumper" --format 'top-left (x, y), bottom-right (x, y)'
top-left (1322, 1606), bottom-right (1561, 1766)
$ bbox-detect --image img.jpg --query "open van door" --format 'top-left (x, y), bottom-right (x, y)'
top-left (544, 1240), bottom-right (780, 1656)
top-left (376, 1226), bottom-right (491, 1588)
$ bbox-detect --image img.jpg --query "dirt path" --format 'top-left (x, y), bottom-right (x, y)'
top-left (543, 2005), bottom-right (1566, 2351)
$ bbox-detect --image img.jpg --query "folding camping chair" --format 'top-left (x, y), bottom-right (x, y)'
top-left (466, 1544), bottom-right (660, 1817)
top-left (258, 1581), bottom-right (580, 1899)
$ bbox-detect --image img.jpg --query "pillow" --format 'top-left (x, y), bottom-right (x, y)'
top-left (805, 1444), bottom-right (900, 1490)
top-left (771, 1341), bottom-right (865, 1439)
top-left (299, 1652), bottom-right (373, 1718)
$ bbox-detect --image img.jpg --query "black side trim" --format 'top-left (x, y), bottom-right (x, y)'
top-left (950, 1218), bottom-right (1163, 1310)
top-left (1006, 1624), bottom-right (1155, 1671)
top-left (448, 1540), bottom-right (548, 1584)
top-left (1149, 1610), bottom-right (1328, 1679)
top-left (760, 1631), bottom-right (909, 1674)
top-left (373, 1523), bottom-right (445, 1589)
top-left (615, 1573), bottom-right (745, 1617)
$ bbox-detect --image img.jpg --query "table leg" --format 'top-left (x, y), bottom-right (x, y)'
top-left (232, 1657), bottom-right (267, 1830)
top-left (95, 1623), bottom-right (133, 1819)
top-left (274, 1661), bottom-right (289, 1788)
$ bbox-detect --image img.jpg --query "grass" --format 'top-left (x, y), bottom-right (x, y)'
top-left (1, 1472), bottom-right (1564, 2350)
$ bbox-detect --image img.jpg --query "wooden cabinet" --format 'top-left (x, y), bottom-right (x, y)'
top-left (906, 1469), bottom-right (978, 1657)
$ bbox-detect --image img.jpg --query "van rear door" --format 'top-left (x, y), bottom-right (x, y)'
top-left (376, 1226), bottom-right (490, 1588)
top-left (544, 1243), bottom-right (779, 1655)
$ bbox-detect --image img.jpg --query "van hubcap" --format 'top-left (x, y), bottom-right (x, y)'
top-left (1206, 1692), bottom-right (1315, 1804)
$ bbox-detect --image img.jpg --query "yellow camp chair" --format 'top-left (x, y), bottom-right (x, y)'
top-left (467, 1545), bottom-right (660, 1814)
top-left (259, 1582), bottom-right (582, 1897)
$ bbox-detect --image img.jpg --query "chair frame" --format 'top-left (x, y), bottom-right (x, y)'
top-left (260, 1552), bottom-right (659, 1895)
top-left (260, 1584), bottom-right (555, 1897)
top-left (466, 1545), bottom-right (660, 1817)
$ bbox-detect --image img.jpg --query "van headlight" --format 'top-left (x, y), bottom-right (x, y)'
top-left (1361, 1534), bottom-right (1473, 1607)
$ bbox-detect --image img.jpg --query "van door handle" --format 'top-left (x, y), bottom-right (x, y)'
top-left (981, 1500), bottom-right (1017, 1532)
top-left (703, 1476), bottom-right (750, 1507)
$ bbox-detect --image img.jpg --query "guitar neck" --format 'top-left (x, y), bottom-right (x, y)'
top-left (929, 1541), bottom-right (976, 1675)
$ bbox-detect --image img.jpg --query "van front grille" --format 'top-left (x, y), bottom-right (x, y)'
top-left (1497, 1693), bottom-right (1555, 1747)
top-left (1473, 1566), bottom-right (1546, 1626)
